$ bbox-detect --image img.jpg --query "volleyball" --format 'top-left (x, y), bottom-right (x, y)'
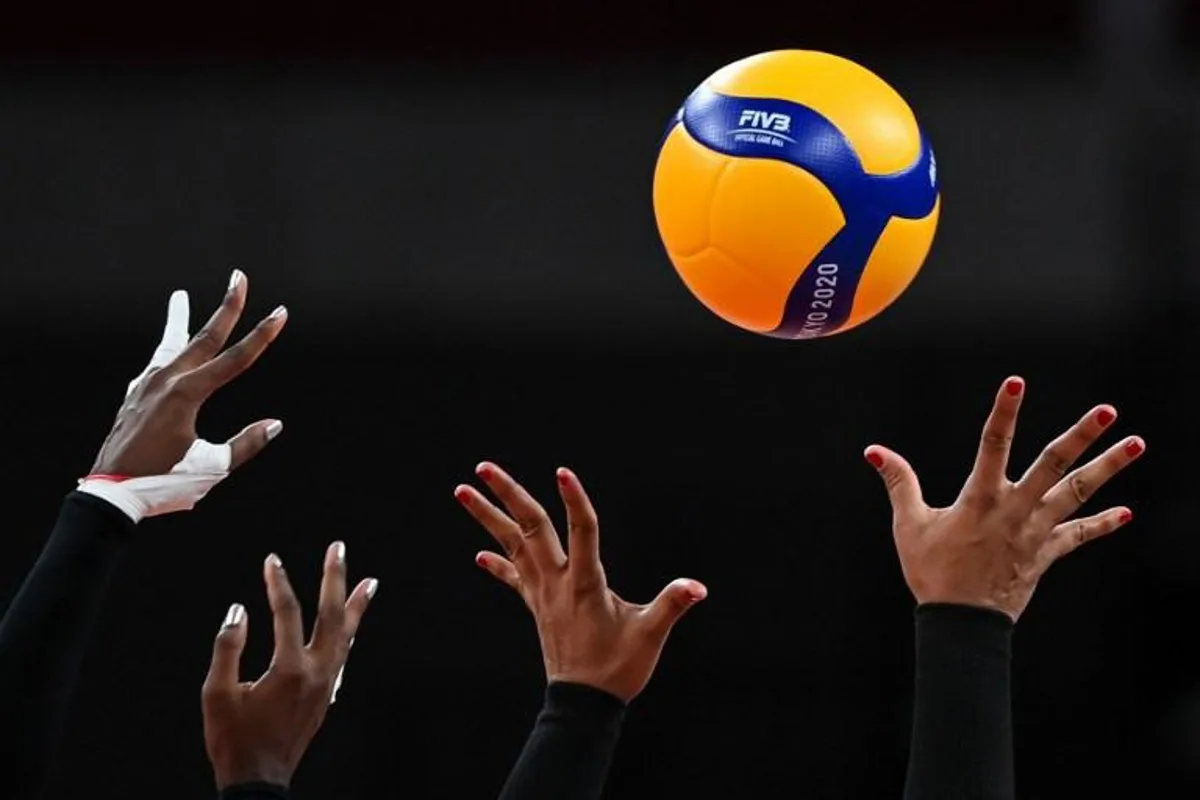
top-left (653, 50), bottom-right (940, 338)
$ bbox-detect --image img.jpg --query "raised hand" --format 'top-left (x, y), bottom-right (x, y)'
top-left (865, 376), bottom-right (1144, 621)
top-left (455, 463), bottom-right (707, 702)
top-left (201, 543), bottom-right (378, 790)
top-left (83, 270), bottom-right (287, 520)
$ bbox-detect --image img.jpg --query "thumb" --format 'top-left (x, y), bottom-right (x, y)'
top-left (640, 578), bottom-right (707, 642)
top-left (864, 445), bottom-right (924, 521)
top-left (203, 603), bottom-right (247, 698)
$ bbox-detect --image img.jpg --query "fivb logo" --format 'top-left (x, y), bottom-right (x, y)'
top-left (737, 109), bottom-right (792, 134)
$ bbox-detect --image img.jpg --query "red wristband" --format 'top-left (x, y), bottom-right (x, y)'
top-left (81, 473), bottom-right (131, 482)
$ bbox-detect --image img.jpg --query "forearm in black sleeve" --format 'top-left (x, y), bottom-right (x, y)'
top-left (498, 681), bottom-right (626, 800)
top-left (903, 603), bottom-right (1015, 800)
top-left (0, 492), bottom-right (134, 798)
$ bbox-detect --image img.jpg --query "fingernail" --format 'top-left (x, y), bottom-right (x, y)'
top-left (269, 305), bottom-right (288, 321)
top-left (475, 462), bottom-right (493, 479)
top-left (365, 578), bottom-right (379, 599)
top-left (265, 420), bottom-right (283, 441)
top-left (266, 553), bottom-right (283, 570)
top-left (556, 468), bottom-right (570, 485)
top-left (865, 450), bottom-right (884, 469)
top-left (1124, 438), bottom-right (1145, 457)
top-left (1096, 408), bottom-right (1116, 427)
top-left (1119, 509), bottom-right (1134, 524)
top-left (454, 486), bottom-right (472, 506)
top-left (687, 584), bottom-right (708, 603)
top-left (1005, 377), bottom-right (1024, 397)
top-left (222, 603), bottom-right (245, 629)
top-left (475, 552), bottom-right (488, 568)
top-left (333, 541), bottom-right (346, 563)
top-left (228, 269), bottom-right (245, 292)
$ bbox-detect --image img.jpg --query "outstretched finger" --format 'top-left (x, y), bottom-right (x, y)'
top-left (455, 484), bottom-right (525, 562)
top-left (475, 550), bottom-right (522, 592)
top-left (639, 578), bottom-right (707, 643)
top-left (202, 603), bottom-right (248, 700)
top-left (475, 462), bottom-right (566, 570)
top-left (1016, 404), bottom-right (1117, 508)
top-left (227, 419), bottom-right (284, 470)
top-left (864, 445), bottom-right (925, 525)
top-left (264, 553), bottom-right (305, 667)
top-left (1041, 506), bottom-right (1132, 566)
top-left (966, 376), bottom-right (1025, 490)
top-left (172, 270), bottom-right (249, 372)
top-left (179, 305), bottom-right (288, 399)
top-left (1039, 436), bottom-right (1145, 523)
top-left (310, 542), bottom-right (349, 654)
top-left (556, 468), bottom-right (604, 589)
top-left (343, 578), bottom-right (378, 642)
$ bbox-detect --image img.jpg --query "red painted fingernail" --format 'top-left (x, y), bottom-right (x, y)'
top-left (556, 469), bottom-right (570, 486)
top-left (1096, 408), bottom-right (1115, 427)
top-left (1119, 509), bottom-right (1133, 524)
top-left (1005, 378), bottom-right (1024, 396)
top-left (475, 463), bottom-right (493, 479)
top-left (455, 488), bottom-right (472, 506)
top-left (1124, 438), bottom-right (1144, 457)
top-left (474, 553), bottom-right (488, 568)
top-left (865, 450), bottom-right (884, 469)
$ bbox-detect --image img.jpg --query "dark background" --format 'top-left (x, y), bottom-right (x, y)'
top-left (1, 0), bottom-right (1197, 796)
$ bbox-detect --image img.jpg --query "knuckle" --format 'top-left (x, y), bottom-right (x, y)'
top-left (272, 659), bottom-right (307, 685)
top-left (141, 367), bottom-right (167, 390)
top-left (568, 516), bottom-right (598, 538)
top-left (1038, 446), bottom-right (1071, 478)
top-left (1073, 520), bottom-right (1090, 547)
top-left (1068, 473), bottom-right (1091, 504)
top-left (502, 536), bottom-right (524, 560)
top-left (517, 513), bottom-right (549, 538)
top-left (980, 431), bottom-right (1012, 452)
top-left (319, 602), bottom-right (346, 626)
top-left (963, 488), bottom-right (999, 513)
top-left (273, 592), bottom-right (302, 615)
top-left (163, 375), bottom-right (187, 397)
top-left (190, 327), bottom-right (218, 351)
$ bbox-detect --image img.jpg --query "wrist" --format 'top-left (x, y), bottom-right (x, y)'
top-left (76, 475), bottom-right (147, 523)
top-left (214, 756), bottom-right (293, 791)
top-left (911, 584), bottom-right (1024, 622)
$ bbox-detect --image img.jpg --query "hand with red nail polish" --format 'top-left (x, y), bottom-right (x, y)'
top-left (865, 376), bottom-right (1144, 621)
top-left (455, 463), bottom-right (706, 703)
top-left (201, 544), bottom-right (378, 791)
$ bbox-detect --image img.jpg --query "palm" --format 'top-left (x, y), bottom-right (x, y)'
top-left (867, 376), bottom-right (1142, 620)
top-left (456, 462), bottom-right (706, 702)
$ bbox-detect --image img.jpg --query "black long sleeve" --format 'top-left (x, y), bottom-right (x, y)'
top-left (498, 681), bottom-right (626, 800)
top-left (904, 603), bottom-right (1015, 800)
top-left (0, 492), bottom-right (134, 799)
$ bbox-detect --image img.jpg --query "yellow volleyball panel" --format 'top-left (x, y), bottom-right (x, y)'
top-left (704, 50), bottom-right (921, 176)
top-left (670, 246), bottom-right (791, 334)
top-left (708, 156), bottom-right (845, 312)
top-left (653, 125), bottom-right (730, 258)
top-left (841, 197), bottom-right (940, 333)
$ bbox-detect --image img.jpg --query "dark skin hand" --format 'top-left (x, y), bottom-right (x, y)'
top-left (455, 463), bottom-right (707, 703)
top-left (201, 542), bottom-right (378, 789)
top-left (866, 376), bottom-right (1144, 621)
top-left (91, 269), bottom-right (287, 477)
